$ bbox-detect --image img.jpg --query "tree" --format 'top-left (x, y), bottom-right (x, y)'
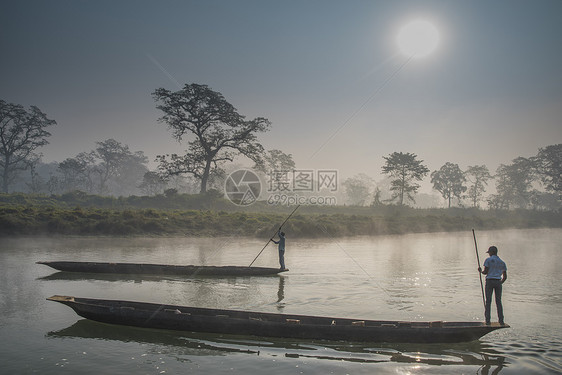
top-left (465, 165), bottom-right (492, 208)
top-left (92, 139), bottom-right (148, 195)
top-left (139, 171), bottom-right (168, 196)
top-left (110, 150), bottom-right (149, 196)
top-left (255, 149), bottom-right (296, 173)
top-left (153, 84), bottom-right (270, 193)
top-left (0, 100), bottom-right (56, 192)
top-left (430, 162), bottom-right (467, 208)
top-left (254, 149), bottom-right (296, 190)
top-left (371, 187), bottom-right (383, 206)
top-left (342, 173), bottom-right (373, 206)
top-left (58, 152), bottom-right (96, 193)
top-left (26, 158), bottom-right (44, 193)
top-left (536, 144), bottom-right (561, 197)
top-left (381, 152), bottom-right (429, 205)
top-left (491, 157), bottom-right (537, 209)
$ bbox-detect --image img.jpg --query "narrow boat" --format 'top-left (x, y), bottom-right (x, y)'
top-left (47, 295), bottom-right (509, 343)
top-left (37, 261), bottom-right (287, 276)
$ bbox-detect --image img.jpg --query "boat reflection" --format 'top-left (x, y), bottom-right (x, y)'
top-left (37, 271), bottom-right (278, 283)
top-left (38, 271), bottom-right (156, 283)
top-left (47, 319), bottom-right (507, 370)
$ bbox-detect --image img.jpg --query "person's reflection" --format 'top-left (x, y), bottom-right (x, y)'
top-left (276, 276), bottom-right (285, 311)
top-left (479, 354), bottom-right (505, 375)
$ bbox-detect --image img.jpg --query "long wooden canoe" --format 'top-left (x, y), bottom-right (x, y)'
top-left (37, 261), bottom-right (287, 276)
top-left (47, 295), bottom-right (509, 343)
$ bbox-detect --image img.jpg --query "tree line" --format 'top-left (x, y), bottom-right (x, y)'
top-left (1, 87), bottom-right (560, 210)
top-left (341, 147), bottom-right (560, 210)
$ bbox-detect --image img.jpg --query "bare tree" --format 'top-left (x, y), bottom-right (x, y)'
top-left (153, 84), bottom-right (270, 193)
top-left (0, 100), bottom-right (56, 192)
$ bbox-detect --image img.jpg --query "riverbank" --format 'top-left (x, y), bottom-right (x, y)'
top-left (1, 202), bottom-right (560, 237)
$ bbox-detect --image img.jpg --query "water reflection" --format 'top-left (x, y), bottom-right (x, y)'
top-left (38, 271), bottom-right (163, 283)
top-left (39, 272), bottom-right (288, 312)
top-left (38, 271), bottom-right (283, 284)
top-left (47, 319), bottom-right (508, 370)
top-left (276, 276), bottom-right (285, 311)
top-left (4, 230), bottom-right (561, 374)
top-left (478, 355), bottom-right (506, 375)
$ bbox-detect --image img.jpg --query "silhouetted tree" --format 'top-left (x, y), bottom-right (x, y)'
top-left (490, 157), bottom-right (537, 209)
top-left (110, 150), bottom-right (149, 196)
top-left (92, 139), bottom-right (148, 195)
top-left (431, 162), bottom-right (467, 208)
top-left (58, 152), bottom-right (96, 193)
top-left (254, 149), bottom-right (296, 173)
top-left (465, 165), bottom-right (492, 208)
top-left (0, 100), bottom-right (56, 192)
top-left (153, 84), bottom-right (270, 193)
top-left (381, 152), bottom-right (429, 205)
top-left (536, 144), bottom-right (561, 197)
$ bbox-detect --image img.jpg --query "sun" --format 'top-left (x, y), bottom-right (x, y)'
top-left (397, 19), bottom-right (440, 58)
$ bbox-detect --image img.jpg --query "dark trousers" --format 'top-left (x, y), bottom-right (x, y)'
top-left (485, 279), bottom-right (504, 323)
top-left (278, 249), bottom-right (285, 269)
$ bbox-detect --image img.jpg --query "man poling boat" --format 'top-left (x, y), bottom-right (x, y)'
top-left (249, 204), bottom-right (300, 268)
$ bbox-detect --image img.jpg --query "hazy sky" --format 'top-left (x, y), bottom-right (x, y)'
top-left (2, 0), bottom-right (561, 189)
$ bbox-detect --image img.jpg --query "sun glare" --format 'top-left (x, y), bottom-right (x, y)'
top-left (397, 19), bottom-right (440, 58)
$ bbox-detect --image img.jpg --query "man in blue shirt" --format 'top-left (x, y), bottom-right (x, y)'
top-left (479, 246), bottom-right (508, 325)
top-left (271, 229), bottom-right (286, 270)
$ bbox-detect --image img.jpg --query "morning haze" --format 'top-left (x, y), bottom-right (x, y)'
top-left (1, 0), bottom-right (561, 203)
top-left (2, 3), bottom-right (562, 373)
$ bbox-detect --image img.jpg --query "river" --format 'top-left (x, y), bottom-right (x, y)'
top-left (1, 228), bottom-right (560, 374)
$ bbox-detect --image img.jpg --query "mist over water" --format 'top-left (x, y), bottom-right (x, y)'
top-left (1, 228), bottom-right (560, 374)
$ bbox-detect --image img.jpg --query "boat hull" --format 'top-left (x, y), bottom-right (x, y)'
top-left (38, 261), bottom-right (286, 276)
top-left (47, 295), bottom-right (508, 344)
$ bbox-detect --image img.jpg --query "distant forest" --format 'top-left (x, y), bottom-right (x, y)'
top-left (1, 90), bottom-right (560, 211)
top-left (3, 139), bottom-right (560, 211)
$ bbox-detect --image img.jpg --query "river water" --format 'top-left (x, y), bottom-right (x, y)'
top-left (1, 228), bottom-right (561, 374)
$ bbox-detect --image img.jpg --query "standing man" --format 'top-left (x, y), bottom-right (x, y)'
top-left (271, 229), bottom-right (287, 270)
top-left (478, 246), bottom-right (507, 325)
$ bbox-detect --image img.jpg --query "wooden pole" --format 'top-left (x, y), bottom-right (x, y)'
top-left (249, 205), bottom-right (300, 267)
top-left (472, 229), bottom-right (486, 310)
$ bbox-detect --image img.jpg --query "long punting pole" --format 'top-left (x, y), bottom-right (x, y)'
top-left (472, 229), bottom-right (486, 310)
top-left (249, 205), bottom-right (301, 267)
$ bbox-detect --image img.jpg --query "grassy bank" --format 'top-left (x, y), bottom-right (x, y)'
top-left (1, 194), bottom-right (560, 237)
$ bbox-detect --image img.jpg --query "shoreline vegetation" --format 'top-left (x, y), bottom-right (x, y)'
top-left (1, 192), bottom-right (560, 237)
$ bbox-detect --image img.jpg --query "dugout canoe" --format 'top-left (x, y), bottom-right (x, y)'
top-left (37, 261), bottom-right (287, 276)
top-left (46, 295), bottom-right (509, 343)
